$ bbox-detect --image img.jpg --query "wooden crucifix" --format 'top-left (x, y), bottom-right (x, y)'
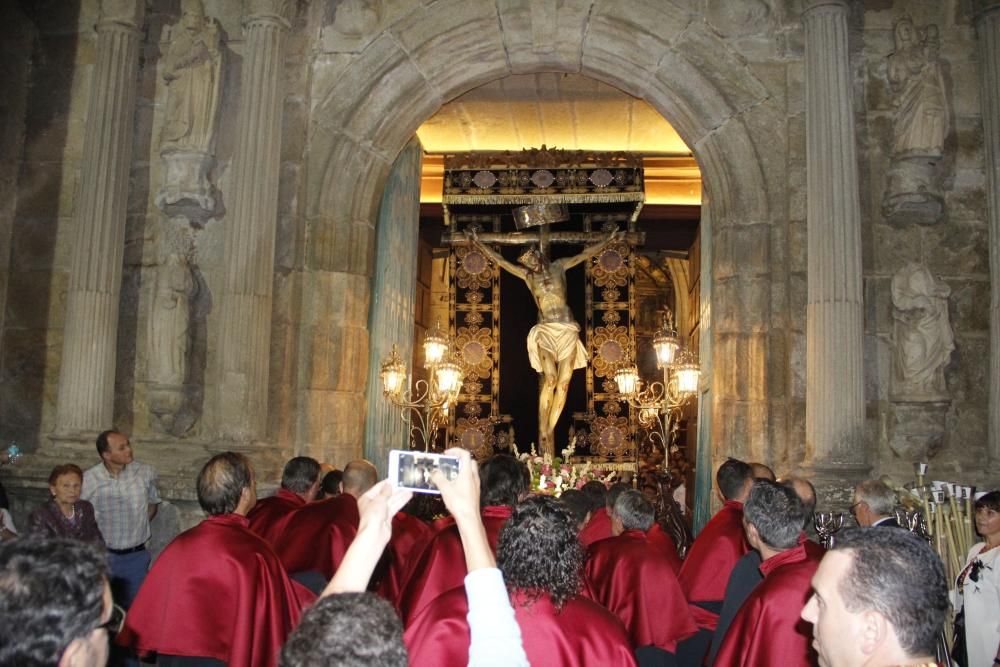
top-left (443, 223), bottom-right (632, 457)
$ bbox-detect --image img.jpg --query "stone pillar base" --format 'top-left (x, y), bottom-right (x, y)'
top-left (888, 400), bottom-right (950, 461)
top-left (156, 150), bottom-right (217, 219)
top-left (883, 154), bottom-right (944, 225)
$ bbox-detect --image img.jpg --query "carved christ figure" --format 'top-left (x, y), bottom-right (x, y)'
top-left (466, 228), bottom-right (622, 457)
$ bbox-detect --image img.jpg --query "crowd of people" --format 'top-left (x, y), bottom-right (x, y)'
top-left (0, 429), bottom-right (998, 667)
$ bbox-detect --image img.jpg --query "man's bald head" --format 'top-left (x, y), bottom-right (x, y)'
top-left (749, 462), bottom-right (776, 481)
top-left (781, 476), bottom-right (817, 528)
top-left (341, 460), bottom-right (377, 497)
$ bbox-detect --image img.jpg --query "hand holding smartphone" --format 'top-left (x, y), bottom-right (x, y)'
top-left (387, 449), bottom-right (461, 494)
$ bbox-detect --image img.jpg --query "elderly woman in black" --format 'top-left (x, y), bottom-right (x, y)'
top-left (28, 464), bottom-right (104, 544)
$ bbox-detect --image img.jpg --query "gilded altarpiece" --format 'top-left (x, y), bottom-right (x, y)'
top-left (578, 215), bottom-right (638, 464)
top-left (449, 216), bottom-right (507, 459)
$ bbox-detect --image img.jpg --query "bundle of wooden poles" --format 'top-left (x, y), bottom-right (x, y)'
top-left (881, 465), bottom-right (979, 654)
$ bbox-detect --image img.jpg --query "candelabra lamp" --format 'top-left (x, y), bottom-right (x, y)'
top-left (613, 312), bottom-right (700, 469)
top-left (379, 320), bottom-right (465, 451)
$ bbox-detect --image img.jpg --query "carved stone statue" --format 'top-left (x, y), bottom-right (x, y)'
top-left (882, 16), bottom-right (950, 224)
top-left (147, 250), bottom-right (195, 434)
top-left (890, 263), bottom-right (953, 401)
top-left (467, 228), bottom-right (621, 457)
top-left (156, 0), bottom-right (223, 215)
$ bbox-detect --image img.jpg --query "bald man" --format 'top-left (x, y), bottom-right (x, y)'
top-left (749, 462), bottom-right (776, 482)
top-left (276, 460), bottom-right (378, 586)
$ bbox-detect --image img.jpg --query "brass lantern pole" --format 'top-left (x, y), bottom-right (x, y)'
top-left (613, 311), bottom-right (700, 471)
top-left (379, 319), bottom-right (464, 451)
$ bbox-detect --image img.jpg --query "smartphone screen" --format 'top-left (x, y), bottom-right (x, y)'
top-left (389, 449), bottom-right (460, 494)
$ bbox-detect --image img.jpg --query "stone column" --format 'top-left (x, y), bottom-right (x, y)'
top-left (976, 0), bottom-right (1000, 464)
top-left (54, 0), bottom-right (145, 434)
top-left (802, 0), bottom-right (867, 476)
top-left (363, 139), bottom-right (422, 472)
top-left (216, 0), bottom-right (291, 441)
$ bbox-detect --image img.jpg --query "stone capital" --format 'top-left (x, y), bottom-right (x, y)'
top-left (98, 0), bottom-right (144, 30)
top-left (801, 0), bottom-right (849, 20)
top-left (245, 0), bottom-right (293, 28)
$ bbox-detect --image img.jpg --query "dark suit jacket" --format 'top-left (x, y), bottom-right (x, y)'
top-left (872, 516), bottom-right (901, 528)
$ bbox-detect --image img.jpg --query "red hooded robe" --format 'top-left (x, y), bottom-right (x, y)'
top-left (275, 493), bottom-right (359, 579)
top-left (396, 504), bottom-right (512, 623)
top-left (116, 514), bottom-right (314, 667)
top-left (712, 540), bottom-right (824, 667)
top-left (585, 529), bottom-right (697, 651)
top-left (247, 488), bottom-right (306, 547)
top-left (646, 522), bottom-right (683, 573)
top-left (578, 506), bottom-right (612, 547)
top-left (404, 587), bottom-right (638, 667)
top-left (376, 511), bottom-right (435, 605)
top-left (677, 500), bottom-right (750, 631)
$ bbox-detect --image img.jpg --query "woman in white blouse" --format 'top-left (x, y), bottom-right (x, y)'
top-left (954, 490), bottom-right (1000, 667)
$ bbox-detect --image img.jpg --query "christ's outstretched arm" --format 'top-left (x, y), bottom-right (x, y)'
top-left (558, 228), bottom-right (623, 269)
top-left (465, 228), bottom-right (527, 280)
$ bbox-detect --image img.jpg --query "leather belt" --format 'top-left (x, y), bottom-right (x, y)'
top-left (108, 544), bottom-right (145, 555)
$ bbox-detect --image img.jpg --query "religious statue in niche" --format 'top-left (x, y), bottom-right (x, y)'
top-left (156, 0), bottom-right (223, 217)
top-left (147, 246), bottom-right (196, 436)
top-left (882, 16), bottom-right (950, 224)
top-left (890, 263), bottom-right (954, 401)
top-left (466, 227), bottom-right (622, 457)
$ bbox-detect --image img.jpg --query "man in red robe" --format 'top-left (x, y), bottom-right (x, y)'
top-left (647, 521), bottom-right (682, 573)
top-left (376, 503), bottom-right (436, 606)
top-left (247, 456), bottom-right (321, 547)
top-left (579, 481), bottom-right (629, 547)
top-left (405, 495), bottom-right (637, 666)
top-left (585, 490), bottom-right (696, 662)
top-left (275, 460), bottom-right (377, 585)
top-left (396, 453), bottom-right (528, 623)
top-left (117, 452), bottom-right (315, 667)
top-left (713, 479), bottom-right (823, 667)
top-left (676, 458), bottom-right (754, 666)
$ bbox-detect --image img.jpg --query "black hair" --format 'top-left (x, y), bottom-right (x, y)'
top-left (833, 527), bottom-right (948, 658)
top-left (975, 490), bottom-right (1000, 514)
top-left (744, 479), bottom-right (806, 549)
top-left (717, 458), bottom-right (753, 501)
top-left (497, 496), bottom-right (583, 608)
top-left (95, 429), bottom-right (121, 457)
top-left (558, 489), bottom-right (591, 526)
top-left (320, 470), bottom-right (343, 498)
top-left (613, 489), bottom-right (655, 532)
top-left (279, 593), bottom-right (407, 667)
top-left (580, 480), bottom-right (607, 512)
top-left (281, 457), bottom-right (321, 494)
top-left (196, 452), bottom-right (253, 516)
top-left (0, 536), bottom-right (108, 665)
top-left (479, 454), bottom-right (530, 508)
top-left (604, 482), bottom-right (631, 511)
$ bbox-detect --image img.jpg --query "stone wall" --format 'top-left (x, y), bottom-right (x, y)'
top-left (0, 0), bottom-right (996, 533)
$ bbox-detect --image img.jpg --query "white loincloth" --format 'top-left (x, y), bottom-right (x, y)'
top-left (526, 321), bottom-right (589, 373)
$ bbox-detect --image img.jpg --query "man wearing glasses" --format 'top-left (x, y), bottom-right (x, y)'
top-left (850, 480), bottom-right (901, 528)
top-left (0, 536), bottom-right (119, 666)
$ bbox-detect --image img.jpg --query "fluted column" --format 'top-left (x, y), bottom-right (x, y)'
top-left (803, 0), bottom-right (867, 472)
top-left (217, 0), bottom-right (291, 441)
top-left (55, 0), bottom-right (144, 434)
top-left (363, 139), bottom-right (422, 472)
top-left (976, 0), bottom-right (1000, 464)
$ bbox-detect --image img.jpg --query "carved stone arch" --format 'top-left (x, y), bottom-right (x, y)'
top-left (298, 0), bottom-right (781, 463)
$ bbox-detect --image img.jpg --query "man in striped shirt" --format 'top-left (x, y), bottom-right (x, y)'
top-left (82, 430), bottom-right (160, 612)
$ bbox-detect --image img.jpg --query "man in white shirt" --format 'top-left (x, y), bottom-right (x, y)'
top-left (82, 430), bottom-right (160, 610)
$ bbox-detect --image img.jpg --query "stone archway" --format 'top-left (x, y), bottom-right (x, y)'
top-left (298, 1), bottom-right (786, 470)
